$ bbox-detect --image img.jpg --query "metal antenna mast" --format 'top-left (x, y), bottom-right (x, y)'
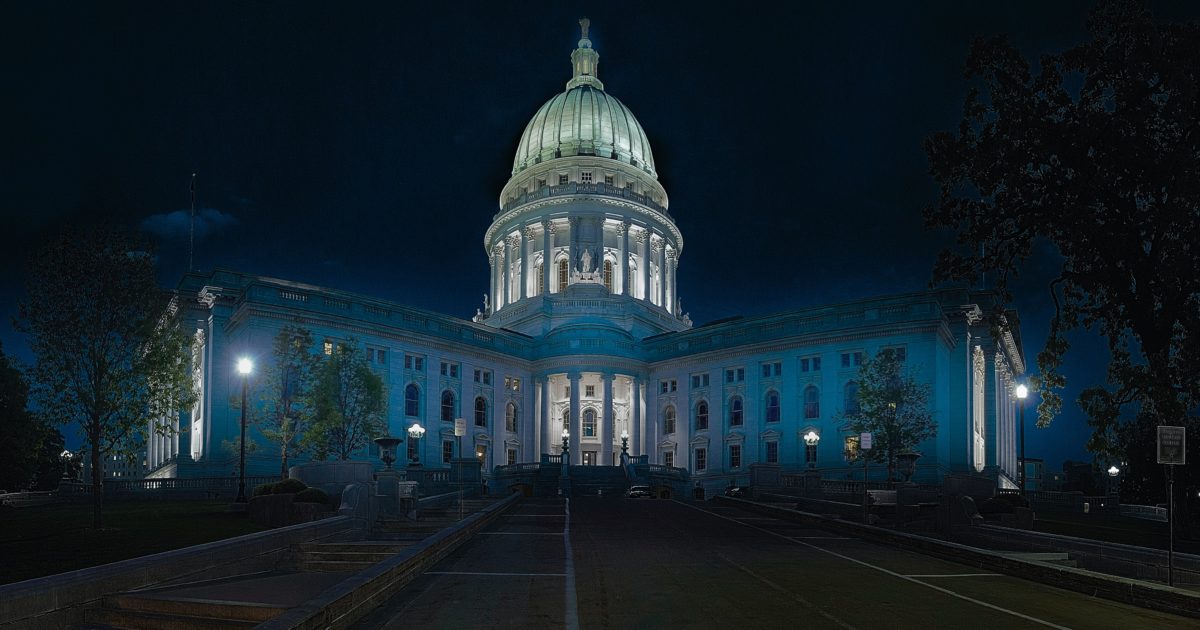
top-left (189, 172), bottom-right (197, 272)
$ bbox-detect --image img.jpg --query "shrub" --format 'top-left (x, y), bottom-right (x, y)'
top-left (272, 478), bottom-right (308, 494)
top-left (253, 482), bottom-right (276, 497)
top-left (294, 488), bottom-right (330, 505)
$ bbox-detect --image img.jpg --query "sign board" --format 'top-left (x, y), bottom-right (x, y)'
top-left (860, 432), bottom-right (873, 451)
top-left (1158, 425), bottom-right (1186, 465)
top-left (454, 418), bottom-right (466, 437)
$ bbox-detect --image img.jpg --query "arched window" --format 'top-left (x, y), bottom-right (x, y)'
top-left (405, 384), bottom-right (420, 417)
top-left (562, 408), bottom-right (570, 431)
top-left (583, 409), bottom-right (597, 437)
top-left (663, 406), bottom-right (676, 434)
top-left (535, 263), bottom-right (544, 296)
top-left (558, 259), bottom-right (569, 292)
top-left (474, 396), bottom-right (488, 427)
top-left (765, 391), bottom-right (780, 423)
top-left (440, 390), bottom-right (455, 422)
top-left (843, 381), bottom-right (860, 416)
top-left (695, 401), bottom-right (709, 430)
top-left (603, 260), bottom-right (614, 292)
top-left (505, 402), bottom-right (518, 433)
top-left (804, 385), bottom-right (820, 419)
top-left (729, 396), bottom-right (743, 426)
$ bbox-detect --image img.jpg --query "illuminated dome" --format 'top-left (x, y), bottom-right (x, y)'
top-left (510, 20), bottom-right (656, 178)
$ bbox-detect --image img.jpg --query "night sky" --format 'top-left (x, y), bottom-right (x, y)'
top-left (4, 1), bottom-right (1196, 465)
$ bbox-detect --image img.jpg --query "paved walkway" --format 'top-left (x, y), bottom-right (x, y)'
top-left (357, 497), bottom-right (1197, 629)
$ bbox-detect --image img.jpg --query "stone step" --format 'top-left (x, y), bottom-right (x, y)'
top-left (1002, 552), bottom-right (1076, 567)
top-left (293, 560), bottom-right (378, 572)
top-left (295, 542), bottom-right (409, 554)
top-left (84, 607), bottom-right (260, 630)
top-left (101, 594), bottom-right (285, 623)
top-left (297, 550), bottom-right (399, 563)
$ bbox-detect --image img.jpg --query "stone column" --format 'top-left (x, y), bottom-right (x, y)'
top-left (542, 221), bottom-right (553, 295)
top-left (533, 377), bottom-right (543, 460)
top-left (631, 377), bottom-right (641, 456)
top-left (651, 238), bottom-right (664, 306)
top-left (638, 230), bottom-right (651, 303)
top-left (492, 245), bottom-right (504, 311)
top-left (568, 218), bottom-right (579, 287)
top-left (665, 249), bottom-right (675, 314)
top-left (544, 376), bottom-right (555, 454)
top-left (617, 221), bottom-right (629, 295)
top-left (568, 372), bottom-right (582, 465)
top-left (602, 373), bottom-right (615, 466)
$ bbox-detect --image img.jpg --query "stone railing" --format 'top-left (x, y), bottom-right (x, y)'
top-left (1121, 503), bottom-right (1168, 522)
top-left (501, 182), bottom-right (669, 216)
top-left (58, 476), bottom-right (281, 497)
top-left (541, 454), bottom-right (563, 465)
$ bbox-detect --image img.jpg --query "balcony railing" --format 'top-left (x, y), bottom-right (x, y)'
top-left (502, 182), bottom-right (669, 216)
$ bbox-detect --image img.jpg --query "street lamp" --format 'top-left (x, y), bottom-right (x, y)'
top-left (1107, 465), bottom-right (1120, 497)
top-left (803, 430), bottom-right (820, 469)
top-left (407, 422), bottom-right (426, 466)
top-left (561, 428), bottom-right (570, 456)
top-left (235, 357), bottom-right (253, 503)
top-left (620, 429), bottom-right (629, 455)
top-left (1016, 384), bottom-right (1028, 495)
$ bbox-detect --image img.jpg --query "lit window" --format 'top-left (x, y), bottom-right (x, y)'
top-left (536, 263), bottom-right (544, 295)
top-left (441, 390), bottom-right (455, 422)
top-left (765, 391), bottom-right (780, 423)
top-left (663, 406), bottom-right (676, 434)
top-left (804, 385), bottom-right (820, 419)
top-left (583, 409), bottom-right (597, 437)
top-left (506, 402), bottom-right (518, 433)
top-left (323, 341), bottom-right (333, 356)
top-left (405, 384), bottom-right (420, 417)
top-left (581, 171), bottom-right (593, 183)
top-left (845, 435), bottom-right (860, 461)
top-left (442, 440), bottom-right (454, 463)
top-left (766, 441), bottom-right (779, 464)
top-left (603, 260), bottom-right (613, 292)
top-left (474, 396), bottom-right (487, 427)
top-left (558, 259), bottom-right (568, 291)
top-left (695, 401), bottom-right (709, 430)
top-left (695, 447), bottom-right (707, 472)
top-left (730, 444), bottom-right (742, 469)
top-left (729, 397), bottom-right (743, 426)
top-left (511, 378), bottom-right (521, 392)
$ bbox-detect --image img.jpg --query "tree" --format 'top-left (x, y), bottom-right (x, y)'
top-left (17, 226), bottom-right (194, 528)
top-left (255, 326), bottom-right (318, 478)
top-left (924, 0), bottom-right (1200, 460)
top-left (0, 342), bottom-right (46, 492)
top-left (305, 340), bottom-right (386, 460)
top-left (843, 349), bottom-right (936, 484)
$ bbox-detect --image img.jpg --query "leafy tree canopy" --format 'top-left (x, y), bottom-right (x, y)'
top-left (305, 339), bottom-right (386, 461)
top-left (843, 349), bottom-right (936, 483)
top-left (17, 226), bottom-right (195, 528)
top-left (924, 0), bottom-right (1200, 457)
top-left (255, 325), bottom-right (319, 478)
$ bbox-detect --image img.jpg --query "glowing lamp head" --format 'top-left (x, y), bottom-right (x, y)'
top-left (408, 422), bottom-right (426, 439)
top-left (1108, 465), bottom-right (1120, 477)
top-left (1016, 384), bottom-right (1028, 399)
top-left (236, 357), bottom-right (253, 375)
top-left (804, 430), bottom-right (820, 445)
top-left (562, 429), bottom-right (570, 439)
top-left (621, 429), bottom-right (629, 440)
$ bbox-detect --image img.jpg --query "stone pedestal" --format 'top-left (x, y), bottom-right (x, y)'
top-left (375, 470), bottom-right (401, 518)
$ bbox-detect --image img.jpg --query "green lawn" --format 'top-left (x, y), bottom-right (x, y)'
top-left (0, 499), bottom-right (268, 586)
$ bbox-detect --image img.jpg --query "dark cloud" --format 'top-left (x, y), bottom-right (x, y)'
top-left (140, 208), bottom-right (238, 241)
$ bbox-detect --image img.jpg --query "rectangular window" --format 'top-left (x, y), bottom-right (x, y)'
top-left (800, 358), bottom-right (808, 372)
top-left (806, 443), bottom-right (818, 465)
top-left (558, 174), bottom-right (568, 185)
top-left (367, 348), bottom-right (375, 363)
top-left (844, 435), bottom-right (860, 461)
top-left (887, 346), bottom-right (907, 362)
top-left (695, 448), bottom-right (707, 472)
top-left (407, 437), bottom-right (417, 463)
top-left (441, 361), bottom-right (460, 378)
top-left (691, 374), bottom-right (710, 388)
top-left (725, 367), bottom-right (745, 383)
top-left (812, 356), bottom-right (821, 371)
top-left (538, 178), bottom-right (546, 189)
top-left (664, 451), bottom-right (674, 468)
top-left (841, 352), bottom-right (864, 368)
top-left (604, 174), bottom-right (614, 185)
top-left (507, 449), bottom-right (517, 466)
top-left (766, 441), bottom-right (779, 464)
top-left (564, 385), bottom-right (571, 398)
top-left (443, 440), bottom-right (454, 463)
top-left (323, 340), bottom-right (333, 356)
top-left (510, 378), bottom-right (521, 392)
top-left (474, 369), bottom-right (492, 385)
top-left (730, 444), bottom-right (742, 469)
top-left (801, 356), bottom-right (820, 372)
top-left (586, 384), bottom-right (595, 397)
top-left (760, 361), bottom-right (782, 377)
top-left (405, 354), bottom-right (424, 371)
top-left (581, 171), bottom-right (593, 183)
top-left (378, 349), bottom-right (387, 364)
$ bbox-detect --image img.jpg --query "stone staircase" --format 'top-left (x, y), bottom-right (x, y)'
top-left (1001, 551), bottom-right (1078, 568)
top-left (280, 541), bottom-right (412, 572)
top-left (567, 465), bottom-right (628, 498)
top-left (79, 591), bottom-right (278, 629)
top-left (371, 497), bottom-right (498, 540)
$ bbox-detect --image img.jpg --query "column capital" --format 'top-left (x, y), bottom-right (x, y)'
top-left (615, 222), bottom-right (626, 236)
top-left (524, 226), bottom-right (537, 241)
top-left (635, 229), bottom-right (650, 244)
top-left (545, 220), bottom-right (557, 234)
top-left (602, 372), bottom-right (616, 382)
top-left (567, 371), bottom-right (582, 382)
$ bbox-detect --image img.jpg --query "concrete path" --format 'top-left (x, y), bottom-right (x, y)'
top-left (357, 497), bottom-right (1197, 629)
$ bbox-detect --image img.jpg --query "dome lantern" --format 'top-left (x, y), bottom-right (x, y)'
top-left (567, 17), bottom-right (603, 91)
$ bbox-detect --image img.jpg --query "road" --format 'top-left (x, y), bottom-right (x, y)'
top-left (357, 497), bottom-right (1196, 629)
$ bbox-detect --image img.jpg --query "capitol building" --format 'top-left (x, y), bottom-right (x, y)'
top-left (150, 21), bottom-right (1024, 494)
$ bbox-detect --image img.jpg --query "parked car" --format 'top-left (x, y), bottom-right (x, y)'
top-left (626, 485), bottom-right (653, 498)
top-left (723, 487), bottom-right (747, 498)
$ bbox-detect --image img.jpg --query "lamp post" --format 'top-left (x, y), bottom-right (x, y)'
top-left (803, 430), bottom-right (820, 469)
top-left (562, 428), bottom-right (570, 456)
top-left (235, 357), bottom-right (253, 503)
top-left (620, 429), bottom-right (629, 456)
top-left (407, 422), bottom-right (426, 466)
top-left (1107, 464), bottom-right (1120, 497)
top-left (1016, 384), bottom-right (1028, 495)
